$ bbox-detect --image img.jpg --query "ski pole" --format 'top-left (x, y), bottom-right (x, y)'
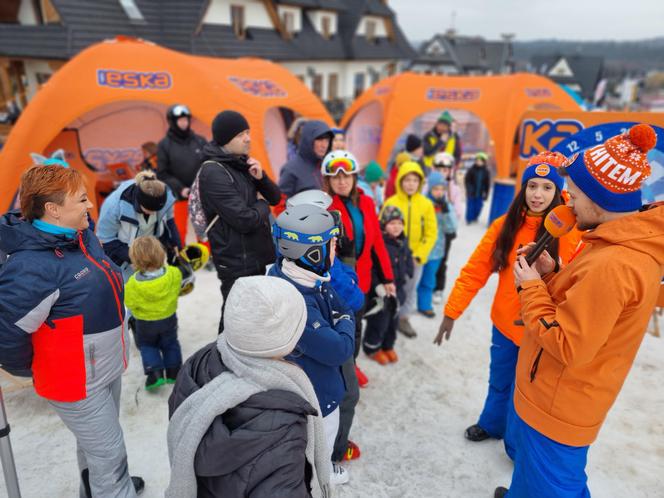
top-left (0, 386), bottom-right (21, 498)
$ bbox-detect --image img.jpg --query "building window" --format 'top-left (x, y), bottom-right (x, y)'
top-left (365, 19), bottom-right (376, 42)
top-left (312, 74), bottom-right (323, 98)
top-left (118, 0), bottom-right (144, 23)
top-left (328, 73), bottom-right (338, 100)
top-left (322, 15), bottom-right (331, 39)
top-left (282, 11), bottom-right (295, 35)
top-left (231, 5), bottom-right (245, 38)
top-left (354, 72), bottom-right (365, 98)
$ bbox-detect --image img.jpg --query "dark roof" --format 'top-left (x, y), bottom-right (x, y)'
top-left (0, 0), bottom-right (411, 61)
top-left (275, 0), bottom-right (346, 9)
top-left (193, 15), bottom-right (346, 61)
top-left (409, 33), bottom-right (512, 74)
top-left (363, 0), bottom-right (392, 16)
top-left (0, 24), bottom-right (68, 58)
top-left (531, 54), bottom-right (604, 100)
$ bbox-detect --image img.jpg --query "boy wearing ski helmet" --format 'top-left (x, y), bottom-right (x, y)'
top-left (269, 203), bottom-right (356, 486)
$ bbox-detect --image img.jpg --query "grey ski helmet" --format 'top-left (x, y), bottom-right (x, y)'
top-left (286, 189), bottom-right (333, 210)
top-left (273, 204), bottom-right (339, 272)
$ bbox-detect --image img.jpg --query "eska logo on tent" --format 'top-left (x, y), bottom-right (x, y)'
top-left (426, 88), bottom-right (480, 102)
top-left (97, 69), bottom-right (172, 90)
top-left (228, 77), bottom-right (287, 98)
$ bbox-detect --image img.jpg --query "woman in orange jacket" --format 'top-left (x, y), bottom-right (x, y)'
top-left (434, 151), bottom-right (580, 444)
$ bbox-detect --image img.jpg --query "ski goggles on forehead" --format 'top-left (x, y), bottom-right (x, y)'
top-left (172, 105), bottom-right (191, 117)
top-left (323, 158), bottom-right (358, 176)
top-left (272, 224), bottom-right (340, 244)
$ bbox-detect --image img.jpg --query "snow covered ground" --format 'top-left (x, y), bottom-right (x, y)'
top-left (2, 211), bottom-right (663, 498)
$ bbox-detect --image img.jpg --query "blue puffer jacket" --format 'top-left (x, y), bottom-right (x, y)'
top-left (0, 212), bottom-right (128, 402)
top-left (96, 179), bottom-right (181, 280)
top-left (329, 259), bottom-right (365, 313)
top-left (268, 262), bottom-right (355, 417)
top-left (427, 171), bottom-right (458, 260)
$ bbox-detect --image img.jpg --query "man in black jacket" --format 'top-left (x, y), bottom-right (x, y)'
top-left (464, 151), bottom-right (491, 224)
top-left (157, 104), bottom-right (207, 242)
top-left (198, 110), bottom-right (281, 332)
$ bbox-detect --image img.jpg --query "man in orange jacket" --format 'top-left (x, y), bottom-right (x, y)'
top-left (495, 124), bottom-right (664, 498)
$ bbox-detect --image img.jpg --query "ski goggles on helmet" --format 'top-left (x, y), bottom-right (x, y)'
top-left (272, 224), bottom-right (341, 245)
top-left (322, 154), bottom-right (359, 176)
top-left (171, 104), bottom-right (191, 118)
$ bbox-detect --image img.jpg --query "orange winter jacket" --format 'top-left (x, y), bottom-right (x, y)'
top-left (444, 212), bottom-right (580, 345)
top-left (514, 206), bottom-right (664, 447)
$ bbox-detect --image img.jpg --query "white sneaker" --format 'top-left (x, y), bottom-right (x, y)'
top-left (432, 291), bottom-right (444, 304)
top-left (330, 463), bottom-right (349, 485)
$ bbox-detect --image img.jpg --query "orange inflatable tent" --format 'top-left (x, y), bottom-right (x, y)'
top-left (341, 72), bottom-right (580, 179)
top-left (0, 37), bottom-right (332, 217)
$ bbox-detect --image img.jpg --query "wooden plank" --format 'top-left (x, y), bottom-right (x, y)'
top-left (261, 0), bottom-right (288, 40)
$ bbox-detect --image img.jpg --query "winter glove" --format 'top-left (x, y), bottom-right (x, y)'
top-left (434, 315), bottom-right (455, 345)
top-left (332, 311), bottom-right (352, 326)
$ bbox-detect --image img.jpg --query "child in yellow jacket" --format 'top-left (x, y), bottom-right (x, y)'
top-left (382, 161), bottom-right (437, 338)
top-left (125, 236), bottom-right (183, 390)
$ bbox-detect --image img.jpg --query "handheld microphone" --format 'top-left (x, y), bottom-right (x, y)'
top-left (525, 205), bottom-right (577, 266)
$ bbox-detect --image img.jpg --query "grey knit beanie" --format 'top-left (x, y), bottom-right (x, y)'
top-left (223, 276), bottom-right (307, 358)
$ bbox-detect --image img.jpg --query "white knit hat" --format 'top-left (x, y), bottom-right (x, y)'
top-left (223, 276), bottom-right (307, 358)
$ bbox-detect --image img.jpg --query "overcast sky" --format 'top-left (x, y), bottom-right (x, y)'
top-left (389, 0), bottom-right (664, 42)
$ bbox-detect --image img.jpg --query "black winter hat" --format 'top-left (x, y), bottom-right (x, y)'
top-left (405, 134), bottom-right (422, 153)
top-left (212, 110), bottom-right (250, 146)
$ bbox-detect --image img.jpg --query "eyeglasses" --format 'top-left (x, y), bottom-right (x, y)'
top-left (172, 105), bottom-right (191, 118)
top-left (323, 158), bottom-right (358, 176)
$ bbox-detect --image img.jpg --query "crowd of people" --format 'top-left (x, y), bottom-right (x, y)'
top-left (0, 104), bottom-right (662, 498)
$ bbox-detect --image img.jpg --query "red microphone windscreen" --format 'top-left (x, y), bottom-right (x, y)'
top-left (544, 205), bottom-right (577, 238)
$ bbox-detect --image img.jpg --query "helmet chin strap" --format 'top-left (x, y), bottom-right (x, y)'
top-left (295, 240), bottom-right (332, 276)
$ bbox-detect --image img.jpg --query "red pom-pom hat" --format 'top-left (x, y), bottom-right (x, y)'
top-left (564, 124), bottom-right (656, 212)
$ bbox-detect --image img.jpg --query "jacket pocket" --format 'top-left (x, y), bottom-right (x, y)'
top-left (32, 315), bottom-right (87, 402)
top-left (530, 347), bottom-right (544, 383)
top-left (88, 342), bottom-right (96, 380)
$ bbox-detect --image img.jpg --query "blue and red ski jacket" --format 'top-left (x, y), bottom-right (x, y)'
top-left (0, 212), bottom-right (129, 402)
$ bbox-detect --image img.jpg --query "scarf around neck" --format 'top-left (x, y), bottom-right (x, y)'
top-left (166, 336), bottom-right (331, 498)
top-left (282, 258), bottom-right (331, 288)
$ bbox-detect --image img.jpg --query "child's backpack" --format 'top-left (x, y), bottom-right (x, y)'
top-left (189, 160), bottom-right (232, 241)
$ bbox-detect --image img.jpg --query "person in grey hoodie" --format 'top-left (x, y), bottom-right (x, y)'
top-left (279, 120), bottom-right (334, 198)
top-left (167, 276), bottom-right (331, 498)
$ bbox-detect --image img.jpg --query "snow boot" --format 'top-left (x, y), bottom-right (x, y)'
top-left (432, 290), bottom-right (444, 304)
top-left (494, 486), bottom-right (508, 498)
top-left (369, 350), bottom-right (390, 365)
top-left (132, 476), bottom-right (145, 495)
top-left (81, 470), bottom-right (145, 497)
top-left (418, 309), bottom-right (436, 318)
top-left (343, 440), bottom-right (361, 461)
top-left (398, 317), bottom-right (417, 338)
top-left (145, 370), bottom-right (165, 391)
top-left (330, 463), bottom-right (349, 485)
top-left (383, 349), bottom-right (399, 363)
top-left (465, 424), bottom-right (491, 442)
top-left (355, 365), bottom-right (369, 388)
top-left (165, 365), bottom-right (181, 384)
top-left (81, 469), bottom-right (92, 498)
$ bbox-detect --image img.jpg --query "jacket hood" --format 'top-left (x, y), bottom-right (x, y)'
top-left (427, 171), bottom-right (447, 192)
top-left (395, 161), bottom-right (425, 198)
top-left (298, 120), bottom-right (333, 164)
top-left (583, 204), bottom-right (664, 266)
top-left (173, 343), bottom-right (316, 476)
top-left (0, 211), bottom-right (79, 254)
top-left (200, 142), bottom-right (250, 171)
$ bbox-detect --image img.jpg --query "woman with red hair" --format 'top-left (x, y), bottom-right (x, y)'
top-left (0, 165), bottom-right (144, 497)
